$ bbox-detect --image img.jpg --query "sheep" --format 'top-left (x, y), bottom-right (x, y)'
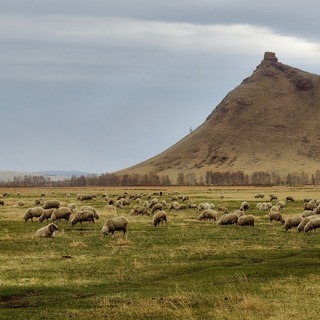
top-left (129, 205), bottom-right (150, 216)
top-left (233, 209), bottom-right (245, 217)
top-left (35, 223), bottom-right (59, 238)
top-left (302, 210), bottom-right (316, 218)
top-left (270, 205), bottom-right (280, 212)
top-left (239, 201), bottom-right (250, 212)
top-left (42, 200), bottom-right (60, 210)
top-left (297, 216), bottom-right (319, 232)
top-left (313, 205), bottom-right (320, 215)
top-left (268, 211), bottom-right (285, 224)
top-left (149, 198), bottom-right (159, 208)
top-left (254, 193), bottom-right (265, 199)
top-left (284, 217), bottom-right (303, 231)
top-left (101, 216), bottom-right (128, 238)
top-left (277, 200), bottom-right (286, 210)
top-left (269, 193), bottom-right (278, 201)
top-left (198, 209), bottom-right (217, 221)
top-left (217, 204), bottom-right (228, 213)
top-left (304, 218), bottom-right (320, 233)
top-left (67, 203), bottom-right (77, 212)
top-left (304, 201), bottom-right (316, 211)
top-left (237, 215), bottom-right (255, 227)
top-left (34, 198), bottom-right (45, 206)
top-left (71, 210), bottom-right (95, 226)
top-left (0, 200), bottom-right (4, 206)
top-left (151, 203), bottom-right (163, 214)
top-left (23, 207), bottom-right (44, 222)
top-left (217, 212), bottom-right (238, 226)
top-left (51, 207), bottom-right (72, 223)
top-left (81, 206), bottom-right (100, 219)
top-left (169, 201), bottom-right (181, 211)
top-left (105, 205), bottom-right (117, 214)
top-left (198, 203), bottom-right (215, 210)
top-left (286, 196), bottom-right (294, 202)
top-left (78, 194), bottom-right (93, 201)
top-left (17, 201), bottom-right (25, 207)
top-left (153, 211), bottom-right (168, 227)
top-left (39, 208), bottom-right (56, 222)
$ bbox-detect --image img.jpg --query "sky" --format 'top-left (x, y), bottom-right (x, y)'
top-left (1, 0), bottom-right (320, 174)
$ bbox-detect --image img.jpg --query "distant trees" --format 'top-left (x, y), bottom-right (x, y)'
top-left (1, 170), bottom-right (320, 187)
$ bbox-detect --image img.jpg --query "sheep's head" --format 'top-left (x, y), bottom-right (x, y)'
top-left (49, 223), bottom-right (59, 233)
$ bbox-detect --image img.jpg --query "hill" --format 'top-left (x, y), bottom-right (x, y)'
top-left (117, 52), bottom-right (320, 182)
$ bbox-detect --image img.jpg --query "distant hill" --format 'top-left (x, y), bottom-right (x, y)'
top-left (0, 170), bottom-right (95, 182)
top-left (117, 52), bottom-right (320, 181)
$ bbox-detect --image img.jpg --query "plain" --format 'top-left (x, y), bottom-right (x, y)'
top-left (1, 186), bottom-right (320, 319)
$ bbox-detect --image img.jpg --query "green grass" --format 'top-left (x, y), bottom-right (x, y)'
top-left (1, 186), bottom-right (320, 319)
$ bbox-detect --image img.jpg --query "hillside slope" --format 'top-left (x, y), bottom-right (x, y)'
top-left (117, 52), bottom-right (320, 180)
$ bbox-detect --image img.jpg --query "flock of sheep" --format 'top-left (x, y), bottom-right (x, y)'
top-left (2, 190), bottom-right (320, 239)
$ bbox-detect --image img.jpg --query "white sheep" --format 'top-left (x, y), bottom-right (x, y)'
top-left (129, 205), bottom-right (150, 216)
top-left (297, 216), bottom-right (319, 232)
top-left (23, 207), bottom-right (44, 222)
top-left (101, 216), bottom-right (129, 238)
top-left (35, 223), bottom-right (59, 238)
top-left (284, 217), bottom-right (303, 231)
top-left (42, 200), bottom-right (60, 210)
top-left (71, 210), bottom-right (95, 226)
top-left (51, 207), bottom-right (72, 223)
top-left (198, 209), bottom-right (217, 221)
top-left (217, 212), bottom-right (238, 225)
top-left (237, 215), bottom-right (255, 227)
top-left (268, 211), bottom-right (285, 224)
top-left (153, 211), bottom-right (168, 227)
top-left (239, 201), bottom-right (250, 212)
top-left (81, 206), bottom-right (100, 220)
top-left (39, 208), bottom-right (55, 222)
top-left (304, 218), bottom-right (320, 233)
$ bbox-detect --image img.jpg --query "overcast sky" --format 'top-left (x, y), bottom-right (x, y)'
top-left (1, 0), bottom-right (320, 174)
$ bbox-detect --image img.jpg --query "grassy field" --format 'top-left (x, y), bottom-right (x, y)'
top-left (1, 186), bottom-right (320, 319)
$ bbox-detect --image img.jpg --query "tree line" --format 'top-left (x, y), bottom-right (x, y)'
top-left (1, 170), bottom-right (320, 187)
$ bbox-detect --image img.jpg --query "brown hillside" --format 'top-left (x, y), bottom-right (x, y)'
top-left (118, 52), bottom-right (320, 180)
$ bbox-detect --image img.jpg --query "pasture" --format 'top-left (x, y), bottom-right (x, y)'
top-left (1, 186), bottom-right (320, 319)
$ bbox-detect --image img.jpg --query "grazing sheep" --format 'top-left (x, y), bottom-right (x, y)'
top-left (198, 203), bottom-right (215, 210)
top-left (254, 193), bottom-right (265, 199)
top-left (237, 215), bottom-right (255, 227)
top-left (313, 205), bottom-right (320, 215)
top-left (129, 205), bottom-right (150, 216)
top-left (0, 200), bottom-right (4, 206)
top-left (297, 216), bottom-right (319, 232)
top-left (71, 210), bottom-right (95, 226)
top-left (217, 212), bottom-right (238, 226)
top-left (149, 198), bottom-right (159, 208)
top-left (302, 210), bottom-right (316, 218)
top-left (304, 201), bottom-right (316, 211)
top-left (270, 205), bottom-right (280, 212)
top-left (51, 207), bottom-right (72, 223)
top-left (239, 201), bottom-right (250, 212)
top-left (78, 194), bottom-right (93, 201)
top-left (234, 209), bottom-right (245, 217)
top-left (217, 204), bottom-right (228, 213)
top-left (277, 201), bottom-right (286, 210)
top-left (153, 211), bottom-right (168, 227)
top-left (268, 211), bottom-right (285, 224)
top-left (23, 207), bottom-right (44, 222)
top-left (188, 202), bottom-right (198, 209)
top-left (284, 217), bottom-right (303, 231)
top-left (17, 201), bottom-right (25, 207)
top-left (151, 203), bottom-right (163, 214)
top-left (104, 205), bottom-right (117, 214)
top-left (35, 223), bottom-right (59, 238)
top-left (269, 194), bottom-right (278, 201)
top-left (101, 216), bottom-right (128, 238)
top-left (169, 201), bottom-right (181, 211)
top-left (304, 218), bottom-right (320, 233)
top-left (286, 196), bottom-right (294, 202)
top-left (198, 209), bottom-right (217, 221)
top-left (39, 208), bottom-right (56, 222)
top-left (42, 200), bottom-right (60, 210)
top-left (81, 206), bottom-right (100, 219)
top-left (67, 203), bottom-right (77, 212)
